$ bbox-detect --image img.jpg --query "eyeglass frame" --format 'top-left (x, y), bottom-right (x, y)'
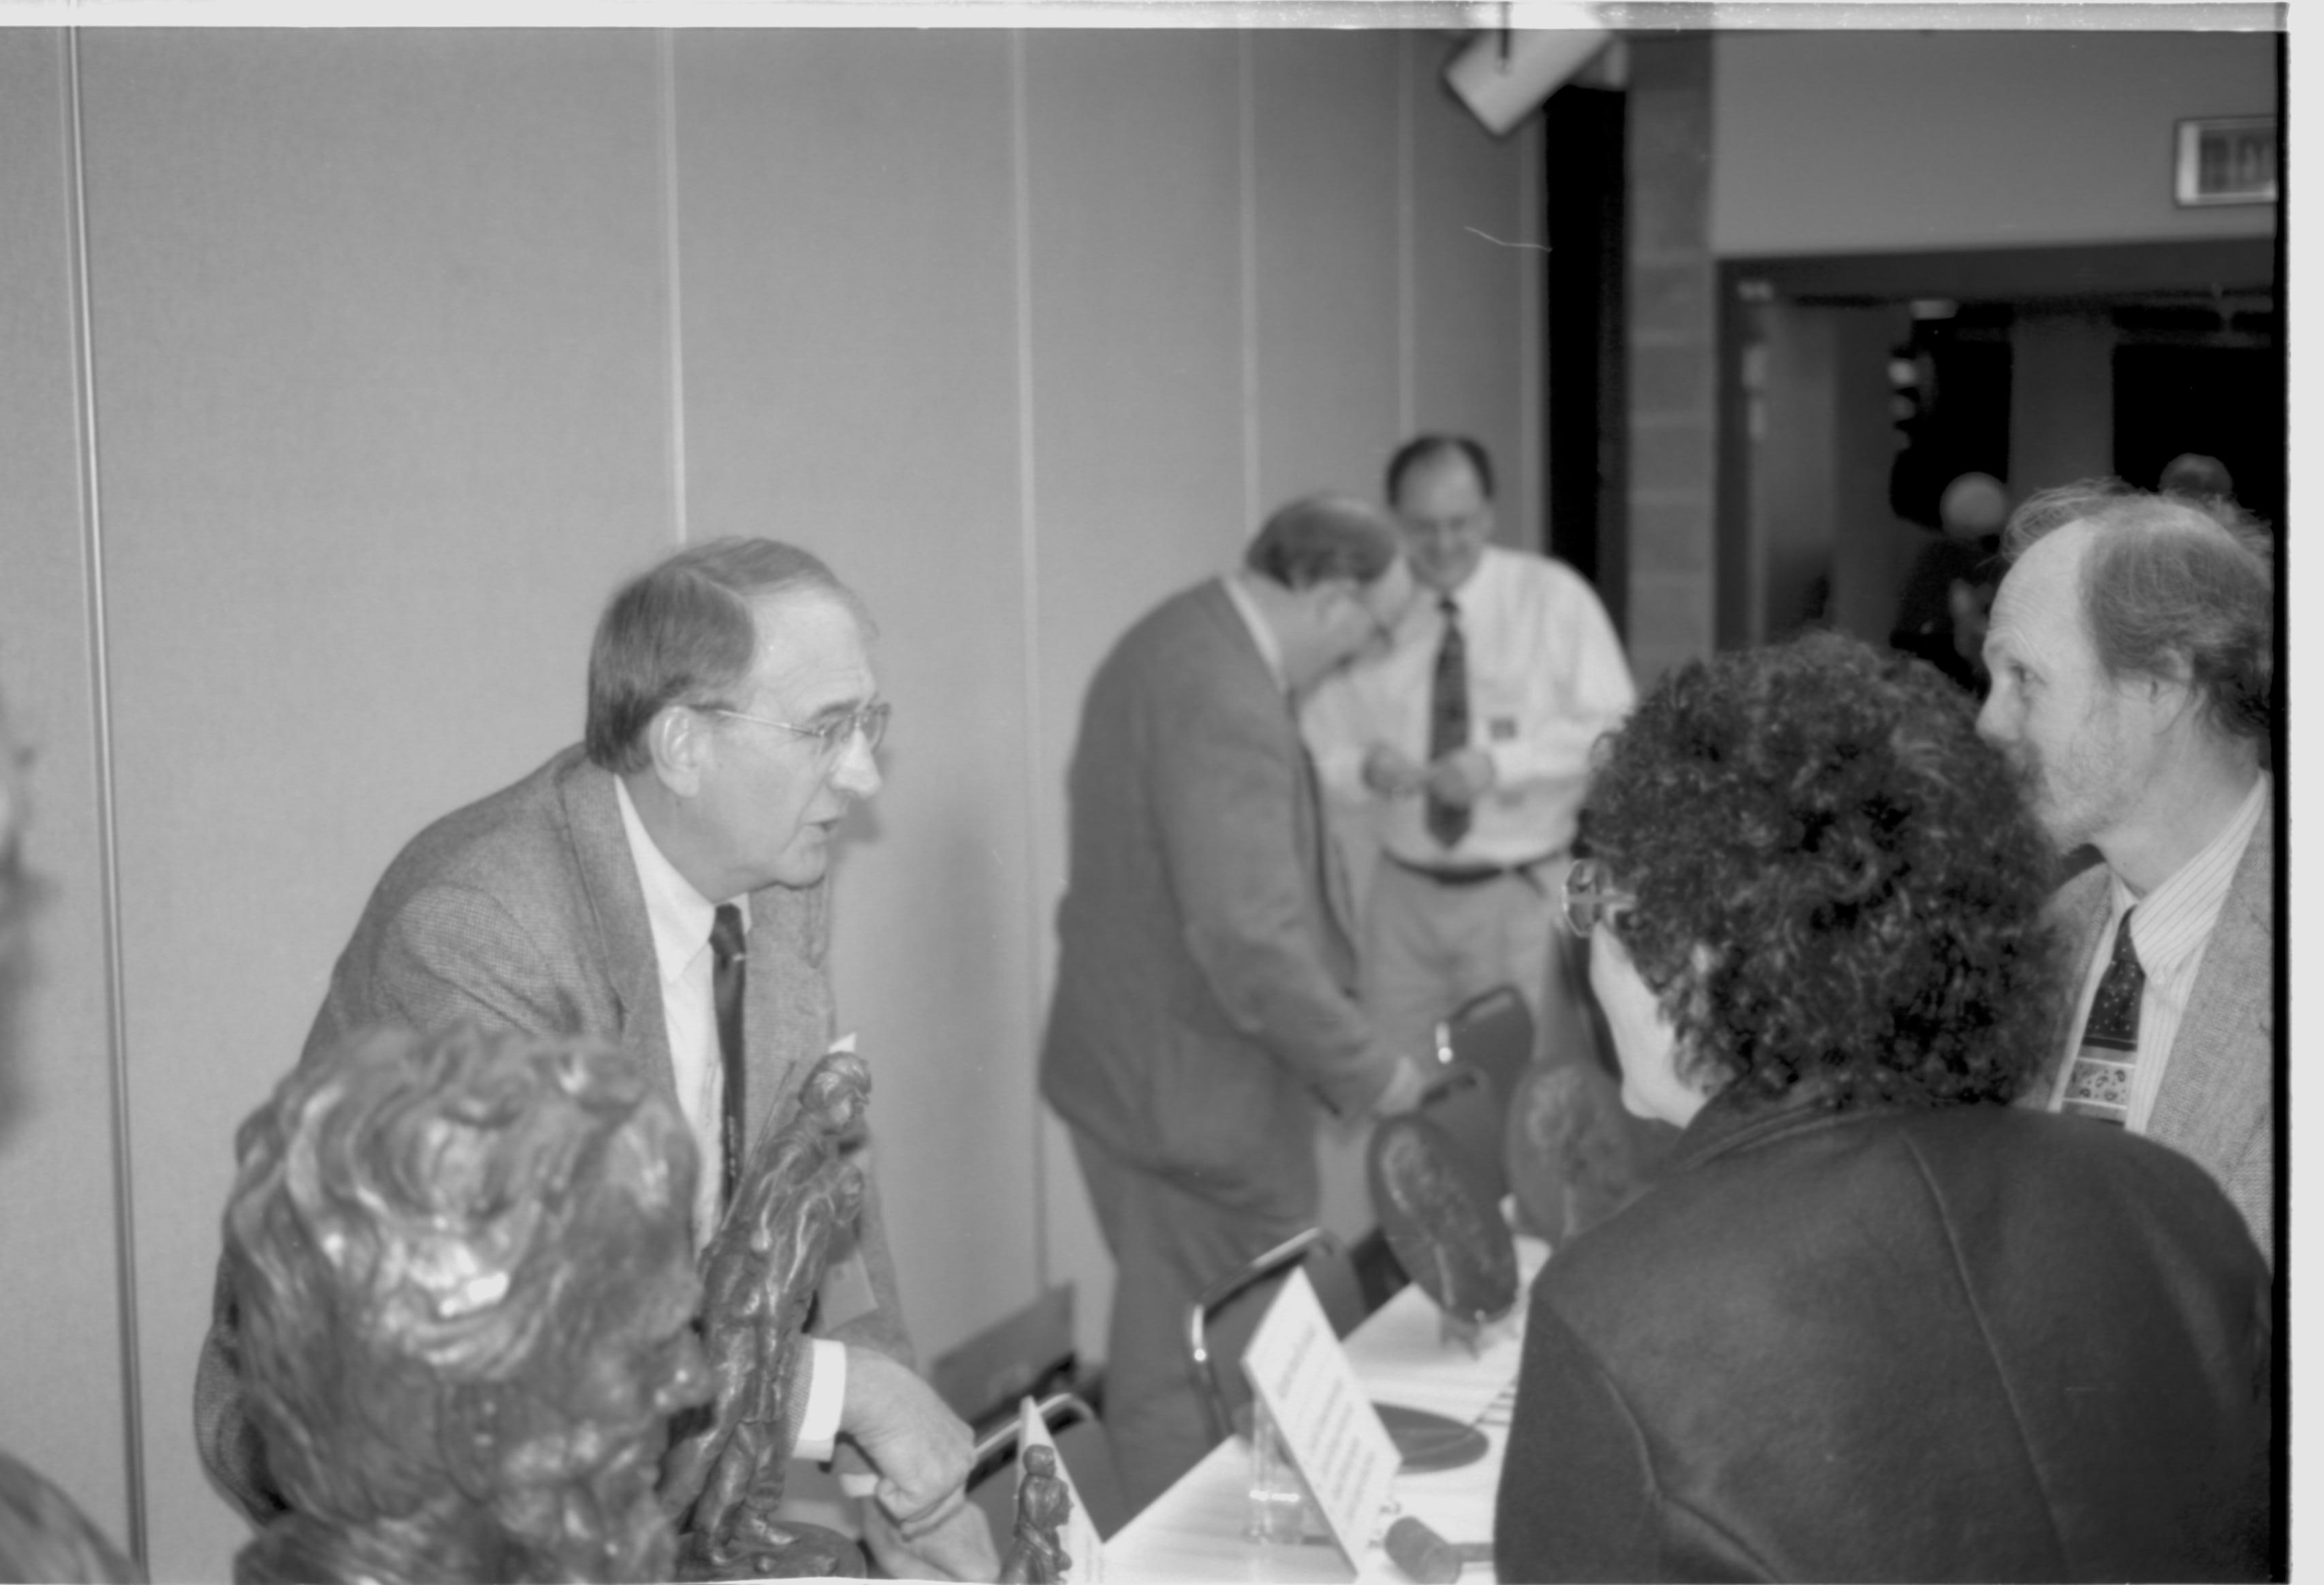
top-left (701, 700), bottom-right (891, 758)
top-left (1559, 856), bottom-right (1634, 939)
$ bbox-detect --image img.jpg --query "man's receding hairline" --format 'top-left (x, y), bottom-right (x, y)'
top-left (1393, 445), bottom-right (1489, 505)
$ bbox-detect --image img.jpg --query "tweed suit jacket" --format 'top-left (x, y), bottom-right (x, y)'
top-left (1038, 579), bottom-right (1396, 1218)
top-left (2046, 784), bottom-right (2276, 1261)
top-left (194, 746), bottom-right (912, 1522)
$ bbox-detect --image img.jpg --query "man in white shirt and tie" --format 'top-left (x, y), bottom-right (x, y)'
top-left (198, 538), bottom-right (992, 1577)
top-left (1303, 435), bottom-right (1637, 1082)
top-left (1978, 481), bottom-right (2275, 1264)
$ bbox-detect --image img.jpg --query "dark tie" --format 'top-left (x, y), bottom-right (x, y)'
top-left (710, 903), bottom-right (748, 1204)
top-left (2060, 908), bottom-right (2142, 1125)
top-left (1426, 596), bottom-right (1470, 848)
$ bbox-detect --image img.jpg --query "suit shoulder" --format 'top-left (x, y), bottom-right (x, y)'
top-left (364, 748), bottom-right (590, 913)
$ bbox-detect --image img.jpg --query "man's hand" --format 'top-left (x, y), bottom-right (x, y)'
top-left (1424, 747), bottom-right (1495, 807)
top-left (1361, 743), bottom-right (1428, 797)
top-left (861, 1497), bottom-right (1001, 1582)
top-left (1371, 1055), bottom-right (1433, 1119)
top-left (839, 1346), bottom-right (975, 1532)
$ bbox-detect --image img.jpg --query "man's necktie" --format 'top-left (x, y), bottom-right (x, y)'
top-left (1426, 596), bottom-right (1471, 848)
top-left (710, 903), bottom-right (748, 1205)
top-left (2060, 908), bottom-right (2142, 1125)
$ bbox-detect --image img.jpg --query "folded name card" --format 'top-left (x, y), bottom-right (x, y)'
top-left (1239, 1268), bottom-right (1400, 1573)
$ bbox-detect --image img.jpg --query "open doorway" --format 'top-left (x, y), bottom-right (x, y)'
top-left (1717, 237), bottom-right (2279, 679)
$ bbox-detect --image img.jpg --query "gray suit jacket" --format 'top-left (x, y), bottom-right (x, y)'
top-left (195, 746), bottom-right (912, 1521)
top-left (2048, 784), bottom-right (2276, 1262)
top-left (1039, 579), bottom-right (1395, 1219)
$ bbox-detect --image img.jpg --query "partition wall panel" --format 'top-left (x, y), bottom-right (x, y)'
top-left (1249, 30), bottom-right (1403, 510)
top-left (75, 31), bottom-right (675, 1579)
top-left (1408, 37), bottom-right (1538, 553)
top-left (0, 27), bottom-right (134, 1549)
top-left (1020, 30), bottom-right (1254, 1363)
top-left (671, 29), bottom-right (1042, 1364)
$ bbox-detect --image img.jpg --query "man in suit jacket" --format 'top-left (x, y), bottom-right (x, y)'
top-left (1040, 495), bottom-right (1432, 1512)
top-left (1978, 482), bottom-right (2276, 1262)
top-left (197, 539), bottom-right (992, 1578)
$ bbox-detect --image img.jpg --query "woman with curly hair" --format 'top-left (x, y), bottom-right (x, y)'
top-left (1493, 633), bottom-right (2270, 1582)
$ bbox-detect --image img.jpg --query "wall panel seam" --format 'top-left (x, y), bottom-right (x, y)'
top-left (658, 32), bottom-right (690, 546)
top-left (1239, 33), bottom-right (1260, 534)
top-left (1397, 32), bottom-right (1415, 439)
top-left (62, 27), bottom-right (148, 1570)
top-left (1008, 31), bottom-right (1051, 1295)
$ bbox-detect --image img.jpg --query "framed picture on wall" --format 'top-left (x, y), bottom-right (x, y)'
top-left (2174, 117), bottom-right (2277, 206)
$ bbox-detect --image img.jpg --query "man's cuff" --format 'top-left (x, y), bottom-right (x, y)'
top-left (791, 1338), bottom-right (848, 1464)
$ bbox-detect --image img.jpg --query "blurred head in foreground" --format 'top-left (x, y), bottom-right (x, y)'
top-left (225, 1024), bottom-right (709, 1585)
top-left (1569, 631), bottom-right (2058, 1127)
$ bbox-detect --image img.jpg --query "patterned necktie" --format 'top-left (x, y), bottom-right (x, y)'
top-left (710, 903), bottom-right (749, 1204)
top-left (2060, 908), bottom-right (2142, 1126)
top-left (1426, 596), bottom-right (1470, 848)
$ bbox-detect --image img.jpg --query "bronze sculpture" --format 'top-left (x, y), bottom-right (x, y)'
top-left (661, 1049), bottom-right (873, 1580)
top-left (993, 1445), bottom-right (1072, 1585)
top-left (1369, 1113), bottom-right (1519, 1336)
top-left (224, 1024), bottom-right (710, 1585)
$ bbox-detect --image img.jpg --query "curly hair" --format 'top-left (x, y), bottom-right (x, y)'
top-left (1580, 632), bottom-right (2060, 1112)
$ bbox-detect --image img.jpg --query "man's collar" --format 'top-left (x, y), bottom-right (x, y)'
top-left (614, 775), bottom-right (742, 980)
top-left (1222, 573), bottom-right (1289, 693)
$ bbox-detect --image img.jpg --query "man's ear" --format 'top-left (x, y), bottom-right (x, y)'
top-left (2137, 653), bottom-right (2201, 729)
top-left (647, 705), bottom-right (708, 799)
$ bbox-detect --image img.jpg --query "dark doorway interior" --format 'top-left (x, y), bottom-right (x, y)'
top-left (2113, 328), bottom-right (2283, 529)
top-left (1542, 84), bottom-right (1627, 628)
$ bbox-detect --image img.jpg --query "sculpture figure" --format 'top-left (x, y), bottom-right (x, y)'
top-left (660, 1048), bottom-right (872, 1580)
top-left (1369, 1115), bottom-right (1518, 1335)
top-left (224, 1023), bottom-right (710, 1585)
top-left (995, 1445), bottom-right (1072, 1585)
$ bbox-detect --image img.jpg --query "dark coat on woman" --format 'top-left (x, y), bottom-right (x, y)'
top-left (1493, 1092), bottom-right (2272, 1582)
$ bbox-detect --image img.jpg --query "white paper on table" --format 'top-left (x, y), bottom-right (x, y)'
top-left (1238, 1267), bottom-right (1401, 1572)
top-left (1017, 1396), bottom-right (1106, 1583)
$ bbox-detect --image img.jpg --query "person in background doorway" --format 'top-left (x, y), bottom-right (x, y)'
top-left (2160, 451), bottom-right (2235, 505)
top-left (1890, 468), bottom-right (2008, 693)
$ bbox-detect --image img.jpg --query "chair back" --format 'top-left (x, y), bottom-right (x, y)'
top-left (1186, 1228), bottom-right (1366, 1444)
top-left (1419, 983), bottom-right (1536, 1206)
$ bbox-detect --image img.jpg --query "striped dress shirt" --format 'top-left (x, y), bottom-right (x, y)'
top-left (2046, 775), bottom-right (2269, 1134)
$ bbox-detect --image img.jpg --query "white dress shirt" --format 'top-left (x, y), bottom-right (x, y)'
top-left (615, 776), bottom-right (846, 1463)
top-left (1303, 545), bottom-right (1636, 867)
top-left (2048, 774), bottom-right (2268, 1134)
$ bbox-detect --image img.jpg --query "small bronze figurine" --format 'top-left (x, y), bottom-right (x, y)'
top-left (225, 1025), bottom-right (709, 1585)
top-left (660, 1049), bottom-right (873, 1580)
top-left (995, 1444), bottom-right (1073, 1585)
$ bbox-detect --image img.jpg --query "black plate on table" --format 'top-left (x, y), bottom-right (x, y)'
top-left (1373, 1401), bottom-right (1491, 1473)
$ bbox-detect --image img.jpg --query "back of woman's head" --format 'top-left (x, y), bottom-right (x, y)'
top-left (1582, 632), bottom-right (2058, 1110)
